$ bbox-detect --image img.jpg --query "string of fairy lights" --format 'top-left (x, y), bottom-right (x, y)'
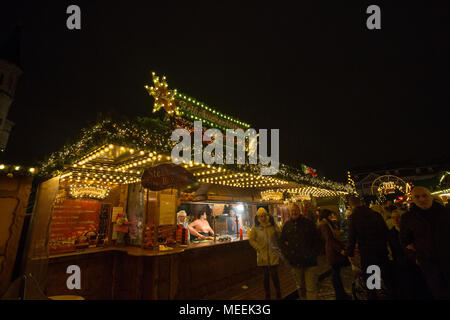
top-left (192, 167), bottom-right (288, 188)
top-left (61, 143), bottom-right (289, 189)
top-left (44, 138), bottom-right (353, 195)
top-left (261, 187), bottom-right (348, 201)
top-left (56, 140), bottom-right (353, 193)
top-left (0, 164), bottom-right (36, 175)
top-left (59, 141), bottom-right (351, 203)
top-left (175, 93), bottom-right (250, 128)
top-left (347, 171), bottom-right (356, 188)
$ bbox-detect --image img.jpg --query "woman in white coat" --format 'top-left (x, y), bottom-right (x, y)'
top-left (249, 207), bottom-right (282, 299)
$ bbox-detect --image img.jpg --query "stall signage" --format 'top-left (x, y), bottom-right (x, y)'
top-left (141, 164), bottom-right (193, 191)
top-left (69, 184), bottom-right (110, 199)
top-left (261, 191), bottom-right (283, 201)
top-left (378, 181), bottom-right (402, 194)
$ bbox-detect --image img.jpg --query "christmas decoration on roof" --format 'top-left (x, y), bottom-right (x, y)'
top-left (145, 72), bottom-right (251, 131)
top-left (145, 72), bottom-right (180, 116)
top-left (301, 164), bottom-right (317, 177)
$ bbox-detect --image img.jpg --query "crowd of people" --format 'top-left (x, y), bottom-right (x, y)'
top-left (248, 186), bottom-right (450, 300)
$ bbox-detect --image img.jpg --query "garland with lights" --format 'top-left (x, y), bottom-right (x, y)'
top-left (39, 117), bottom-right (173, 178)
top-left (39, 117), bottom-right (352, 192)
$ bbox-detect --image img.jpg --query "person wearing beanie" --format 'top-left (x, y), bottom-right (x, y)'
top-left (249, 207), bottom-right (282, 299)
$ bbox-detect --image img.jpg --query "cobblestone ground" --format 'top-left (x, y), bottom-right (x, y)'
top-left (318, 266), bottom-right (354, 300)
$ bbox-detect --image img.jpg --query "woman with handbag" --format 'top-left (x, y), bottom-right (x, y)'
top-left (318, 209), bottom-right (351, 300)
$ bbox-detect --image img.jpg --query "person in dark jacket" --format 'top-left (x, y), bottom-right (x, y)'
top-left (344, 196), bottom-right (391, 299)
top-left (388, 210), bottom-right (431, 299)
top-left (318, 209), bottom-right (351, 300)
top-left (400, 186), bottom-right (450, 299)
top-left (280, 203), bottom-right (323, 300)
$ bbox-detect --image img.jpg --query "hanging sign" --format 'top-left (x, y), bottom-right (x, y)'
top-left (141, 163), bottom-right (194, 191)
top-left (378, 181), bottom-right (403, 194)
top-left (69, 184), bottom-right (110, 199)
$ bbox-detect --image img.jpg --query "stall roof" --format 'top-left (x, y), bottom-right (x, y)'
top-left (60, 143), bottom-right (293, 189)
top-left (56, 143), bottom-right (351, 198)
top-left (39, 73), bottom-right (354, 197)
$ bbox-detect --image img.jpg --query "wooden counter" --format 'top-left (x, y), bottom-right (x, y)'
top-left (46, 238), bottom-right (258, 299)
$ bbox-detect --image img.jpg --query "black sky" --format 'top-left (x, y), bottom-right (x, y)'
top-left (1, 1), bottom-right (449, 181)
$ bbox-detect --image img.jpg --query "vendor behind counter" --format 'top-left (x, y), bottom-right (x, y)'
top-left (188, 210), bottom-right (216, 240)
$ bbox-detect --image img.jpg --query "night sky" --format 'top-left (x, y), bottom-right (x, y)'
top-left (1, 1), bottom-right (449, 181)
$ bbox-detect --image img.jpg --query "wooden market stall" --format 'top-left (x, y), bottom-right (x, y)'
top-left (22, 73), bottom-right (353, 300)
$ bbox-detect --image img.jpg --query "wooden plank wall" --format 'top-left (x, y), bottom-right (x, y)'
top-left (0, 175), bottom-right (33, 296)
top-left (45, 241), bottom-right (257, 300)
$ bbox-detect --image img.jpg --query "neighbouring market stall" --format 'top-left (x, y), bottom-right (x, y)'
top-left (25, 73), bottom-right (353, 299)
top-left (431, 171), bottom-right (450, 205)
